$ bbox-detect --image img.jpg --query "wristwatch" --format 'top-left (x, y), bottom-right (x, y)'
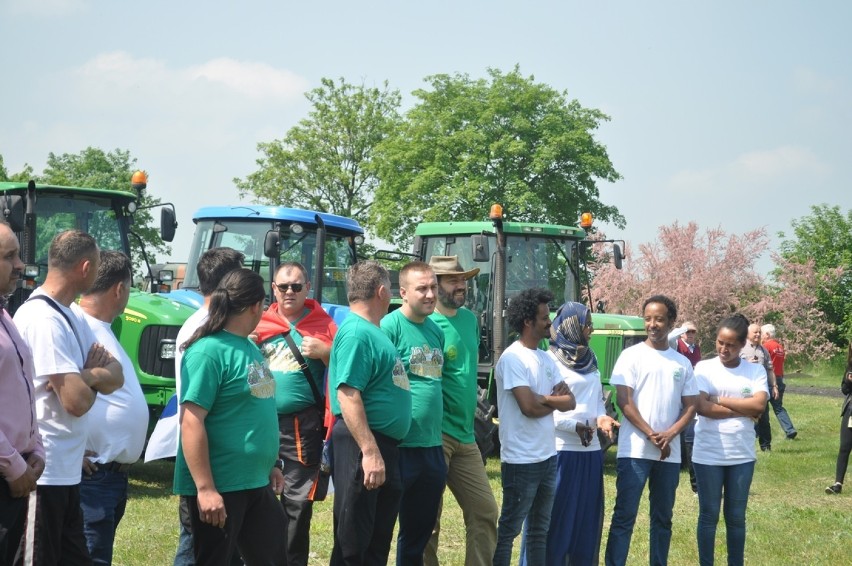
top-left (273, 458), bottom-right (285, 472)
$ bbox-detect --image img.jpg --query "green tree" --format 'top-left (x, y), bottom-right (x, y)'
top-left (235, 77), bottom-right (402, 226)
top-left (38, 147), bottom-right (170, 273)
top-left (778, 204), bottom-right (852, 345)
top-left (370, 66), bottom-right (625, 247)
top-left (0, 154), bottom-right (35, 182)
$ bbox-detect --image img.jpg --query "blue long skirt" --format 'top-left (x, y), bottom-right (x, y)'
top-left (545, 449), bottom-right (605, 566)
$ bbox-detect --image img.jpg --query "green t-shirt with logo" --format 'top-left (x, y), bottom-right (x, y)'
top-left (329, 313), bottom-right (412, 441)
top-left (430, 307), bottom-right (479, 443)
top-left (174, 331), bottom-right (278, 495)
top-left (381, 309), bottom-right (445, 448)
top-left (259, 326), bottom-right (326, 415)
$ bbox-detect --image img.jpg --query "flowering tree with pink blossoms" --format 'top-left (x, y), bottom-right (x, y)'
top-left (588, 221), bottom-right (838, 362)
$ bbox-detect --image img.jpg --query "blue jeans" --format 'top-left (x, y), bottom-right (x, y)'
top-left (80, 468), bottom-right (129, 566)
top-left (694, 461), bottom-right (755, 566)
top-left (770, 377), bottom-right (797, 437)
top-left (493, 456), bottom-right (557, 566)
top-left (605, 458), bottom-right (680, 566)
top-left (397, 446), bottom-right (447, 566)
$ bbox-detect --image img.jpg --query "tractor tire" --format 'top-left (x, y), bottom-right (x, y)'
top-left (474, 386), bottom-right (499, 462)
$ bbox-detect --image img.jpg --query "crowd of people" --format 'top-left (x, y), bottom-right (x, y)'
top-left (0, 226), bottom-right (845, 566)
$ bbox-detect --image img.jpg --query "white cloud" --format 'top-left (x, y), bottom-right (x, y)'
top-left (188, 58), bottom-right (308, 100)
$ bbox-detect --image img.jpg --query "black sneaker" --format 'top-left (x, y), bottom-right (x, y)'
top-left (826, 483), bottom-right (842, 494)
top-left (787, 432), bottom-right (798, 440)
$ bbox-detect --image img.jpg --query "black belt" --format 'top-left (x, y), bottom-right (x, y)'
top-left (99, 461), bottom-right (133, 473)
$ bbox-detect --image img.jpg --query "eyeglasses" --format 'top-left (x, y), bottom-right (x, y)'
top-left (686, 330), bottom-right (697, 334)
top-left (274, 283), bottom-right (304, 293)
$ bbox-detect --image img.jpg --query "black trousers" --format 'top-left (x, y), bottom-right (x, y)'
top-left (330, 420), bottom-right (402, 566)
top-left (185, 486), bottom-right (287, 566)
top-left (835, 409), bottom-right (852, 484)
top-left (1, 480), bottom-right (28, 565)
top-left (16, 484), bottom-right (92, 566)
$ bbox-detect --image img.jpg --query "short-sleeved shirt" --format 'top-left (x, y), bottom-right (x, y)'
top-left (14, 291), bottom-right (99, 486)
top-left (82, 312), bottom-right (148, 465)
top-left (174, 331), bottom-right (279, 495)
top-left (495, 340), bottom-right (561, 464)
top-left (329, 313), bottom-right (411, 441)
top-left (381, 309), bottom-right (444, 448)
top-left (610, 342), bottom-right (698, 464)
top-left (260, 326), bottom-right (326, 415)
top-left (693, 357), bottom-right (768, 465)
top-left (430, 308), bottom-right (479, 443)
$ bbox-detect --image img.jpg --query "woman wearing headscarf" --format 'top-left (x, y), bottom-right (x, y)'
top-left (540, 301), bottom-right (619, 565)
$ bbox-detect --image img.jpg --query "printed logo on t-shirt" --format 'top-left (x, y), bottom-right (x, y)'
top-left (260, 341), bottom-right (299, 373)
top-left (409, 344), bottom-right (443, 378)
top-left (740, 386), bottom-right (753, 398)
top-left (445, 344), bottom-right (458, 362)
top-left (247, 361), bottom-right (276, 398)
top-left (672, 367), bottom-right (684, 381)
top-left (392, 358), bottom-right (410, 390)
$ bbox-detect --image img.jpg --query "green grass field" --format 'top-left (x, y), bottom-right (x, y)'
top-left (114, 370), bottom-right (850, 565)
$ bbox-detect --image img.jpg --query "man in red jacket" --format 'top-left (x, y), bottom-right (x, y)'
top-left (761, 324), bottom-right (798, 440)
top-left (254, 262), bottom-right (337, 566)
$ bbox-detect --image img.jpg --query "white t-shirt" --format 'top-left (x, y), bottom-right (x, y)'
top-left (13, 289), bottom-right (98, 485)
top-left (175, 307), bottom-right (208, 403)
top-left (693, 356), bottom-right (768, 466)
top-left (81, 309), bottom-right (148, 465)
top-left (547, 350), bottom-right (606, 452)
top-left (496, 341), bottom-right (560, 464)
top-left (610, 342), bottom-right (698, 463)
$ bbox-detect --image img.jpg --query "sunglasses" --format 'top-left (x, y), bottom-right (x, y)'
top-left (274, 283), bottom-right (304, 293)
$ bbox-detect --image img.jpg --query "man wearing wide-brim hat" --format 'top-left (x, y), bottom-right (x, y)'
top-left (424, 256), bottom-right (498, 566)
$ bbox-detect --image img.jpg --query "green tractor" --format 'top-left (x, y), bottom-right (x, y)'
top-left (413, 205), bottom-right (645, 456)
top-left (0, 176), bottom-right (195, 421)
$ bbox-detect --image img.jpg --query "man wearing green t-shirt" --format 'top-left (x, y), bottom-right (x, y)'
top-left (253, 262), bottom-right (336, 566)
top-left (381, 261), bottom-right (446, 566)
top-left (424, 256), bottom-right (499, 566)
top-left (329, 261), bottom-right (411, 566)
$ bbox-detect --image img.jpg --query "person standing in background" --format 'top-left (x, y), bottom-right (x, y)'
top-left (825, 342), bottom-right (852, 495)
top-left (741, 323), bottom-right (777, 452)
top-left (761, 324), bottom-right (798, 440)
top-left (676, 321), bottom-right (701, 493)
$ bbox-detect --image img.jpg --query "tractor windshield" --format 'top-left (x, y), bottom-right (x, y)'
top-left (30, 192), bottom-right (129, 281)
top-left (504, 235), bottom-right (581, 308)
top-left (183, 219), bottom-right (357, 305)
top-left (421, 233), bottom-right (582, 312)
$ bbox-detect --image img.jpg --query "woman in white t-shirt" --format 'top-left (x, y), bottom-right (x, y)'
top-left (693, 314), bottom-right (768, 566)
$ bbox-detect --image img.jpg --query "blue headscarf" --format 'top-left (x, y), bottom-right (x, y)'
top-left (549, 301), bottom-right (598, 375)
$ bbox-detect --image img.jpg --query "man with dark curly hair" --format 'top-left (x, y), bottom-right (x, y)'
top-left (492, 288), bottom-right (575, 566)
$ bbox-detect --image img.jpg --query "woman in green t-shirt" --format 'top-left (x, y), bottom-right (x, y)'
top-left (176, 268), bottom-right (286, 565)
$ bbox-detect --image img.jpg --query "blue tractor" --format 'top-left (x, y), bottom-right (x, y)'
top-left (165, 205), bottom-right (365, 325)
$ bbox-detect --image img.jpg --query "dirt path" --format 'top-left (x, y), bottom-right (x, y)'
top-left (785, 371), bottom-right (843, 398)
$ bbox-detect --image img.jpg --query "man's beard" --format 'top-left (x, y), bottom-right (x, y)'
top-left (438, 285), bottom-right (466, 309)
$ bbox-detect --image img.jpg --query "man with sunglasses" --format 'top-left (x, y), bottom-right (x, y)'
top-left (253, 262), bottom-right (336, 566)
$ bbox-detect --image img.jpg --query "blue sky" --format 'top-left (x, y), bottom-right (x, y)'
top-left (1, 1), bottom-right (849, 273)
